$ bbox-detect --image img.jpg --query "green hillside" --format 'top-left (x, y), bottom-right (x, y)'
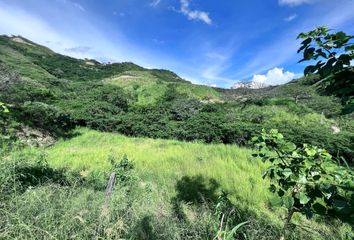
top-left (0, 34), bottom-right (353, 240)
top-left (1, 35), bottom-right (353, 161)
top-left (0, 35), bottom-right (220, 104)
top-left (104, 70), bottom-right (221, 105)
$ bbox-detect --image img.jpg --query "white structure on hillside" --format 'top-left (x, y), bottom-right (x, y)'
top-left (231, 81), bottom-right (268, 89)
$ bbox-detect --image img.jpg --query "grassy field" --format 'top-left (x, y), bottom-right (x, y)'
top-left (2, 128), bottom-right (352, 239)
top-left (45, 129), bottom-right (352, 238)
top-left (46, 128), bottom-right (269, 212)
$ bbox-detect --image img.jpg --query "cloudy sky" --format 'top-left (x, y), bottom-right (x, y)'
top-left (0, 0), bottom-right (353, 88)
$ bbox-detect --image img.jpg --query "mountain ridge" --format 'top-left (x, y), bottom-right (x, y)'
top-left (1, 34), bottom-right (190, 83)
top-left (1, 34), bottom-right (353, 162)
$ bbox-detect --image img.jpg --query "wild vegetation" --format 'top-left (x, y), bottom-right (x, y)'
top-left (253, 130), bottom-right (353, 230)
top-left (1, 129), bottom-right (352, 239)
top-left (0, 26), bottom-right (353, 239)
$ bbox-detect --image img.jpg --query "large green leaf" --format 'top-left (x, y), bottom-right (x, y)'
top-left (332, 199), bottom-right (350, 213)
top-left (338, 54), bottom-right (351, 65)
top-left (304, 47), bottom-right (315, 60)
top-left (301, 38), bottom-right (312, 45)
top-left (298, 174), bottom-right (308, 184)
top-left (283, 195), bottom-right (295, 209)
top-left (284, 142), bottom-right (296, 151)
top-left (335, 31), bottom-right (348, 42)
top-left (312, 202), bottom-right (327, 215)
top-left (305, 147), bottom-right (317, 157)
top-left (282, 168), bottom-right (293, 178)
top-left (299, 192), bottom-right (310, 204)
top-left (345, 45), bottom-right (354, 51)
top-left (270, 196), bottom-right (283, 207)
top-left (304, 65), bottom-right (317, 75)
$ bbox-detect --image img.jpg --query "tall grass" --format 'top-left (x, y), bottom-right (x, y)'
top-left (1, 128), bottom-right (352, 239)
top-left (46, 128), bottom-right (269, 211)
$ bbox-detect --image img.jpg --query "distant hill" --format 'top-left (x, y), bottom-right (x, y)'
top-left (0, 34), bottom-right (348, 111)
top-left (0, 35), bottom-right (324, 104)
top-left (0, 35), bottom-right (221, 103)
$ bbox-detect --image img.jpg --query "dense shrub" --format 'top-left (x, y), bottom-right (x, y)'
top-left (170, 98), bottom-right (202, 121)
top-left (1, 77), bottom-right (54, 105)
top-left (118, 104), bottom-right (174, 139)
top-left (18, 102), bottom-right (75, 136)
top-left (175, 112), bottom-right (225, 143)
top-left (55, 83), bottom-right (129, 131)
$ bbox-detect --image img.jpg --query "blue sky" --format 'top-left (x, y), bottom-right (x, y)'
top-left (0, 0), bottom-right (353, 88)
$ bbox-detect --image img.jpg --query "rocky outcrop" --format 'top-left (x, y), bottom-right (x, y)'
top-left (16, 125), bottom-right (56, 147)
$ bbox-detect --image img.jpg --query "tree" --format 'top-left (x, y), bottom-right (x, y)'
top-left (298, 26), bottom-right (354, 112)
top-left (297, 26), bottom-right (354, 77)
top-left (252, 130), bottom-right (354, 232)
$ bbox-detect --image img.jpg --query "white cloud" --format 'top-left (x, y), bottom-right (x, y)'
top-left (72, 2), bottom-right (85, 11)
top-left (249, 67), bottom-right (297, 86)
top-left (202, 64), bottom-right (233, 83)
top-left (0, 4), bottom-right (76, 54)
top-left (0, 1), bottom-right (137, 62)
top-left (201, 50), bottom-right (236, 85)
top-left (232, 34), bottom-right (299, 81)
top-left (55, 0), bottom-right (86, 11)
top-left (65, 46), bottom-right (92, 54)
top-left (205, 52), bottom-right (228, 61)
top-left (150, 0), bottom-right (161, 7)
top-left (279, 0), bottom-right (316, 6)
top-left (231, 1), bottom-right (354, 82)
top-left (179, 0), bottom-right (212, 25)
top-left (284, 14), bottom-right (297, 22)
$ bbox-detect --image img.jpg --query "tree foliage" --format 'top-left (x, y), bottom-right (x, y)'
top-left (298, 26), bottom-right (354, 113)
top-left (297, 26), bottom-right (354, 77)
top-left (19, 102), bottom-right (74, 136)
top-left (252, 129), bottom-right (354, 227)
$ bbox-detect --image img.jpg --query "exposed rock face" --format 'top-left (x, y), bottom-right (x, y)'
top-left (85, 61), bottom-right (96, 66)
top-left (11, 36), bottom-right (35, 46)
top-left (16, 125), bottom-right (56, 147)
top-left (231, 81), bottom-right (268, 89)
top-left (331, 125), bottom-right (340, 134)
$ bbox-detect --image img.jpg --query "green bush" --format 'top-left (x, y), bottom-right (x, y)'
top-left (118, 104), bottom-right (174, 139)
top-left (253, 129), bottom-right (354, 227)
top-left (18, 102), bottom-right (74, 136)
top-left (170, 98), bottom-right (202, 121)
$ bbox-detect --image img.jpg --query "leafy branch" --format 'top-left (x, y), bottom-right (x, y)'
top-left (252, 129), bottom-right (354, 231)
top-left (297, 26), bottom-right (354, 77)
